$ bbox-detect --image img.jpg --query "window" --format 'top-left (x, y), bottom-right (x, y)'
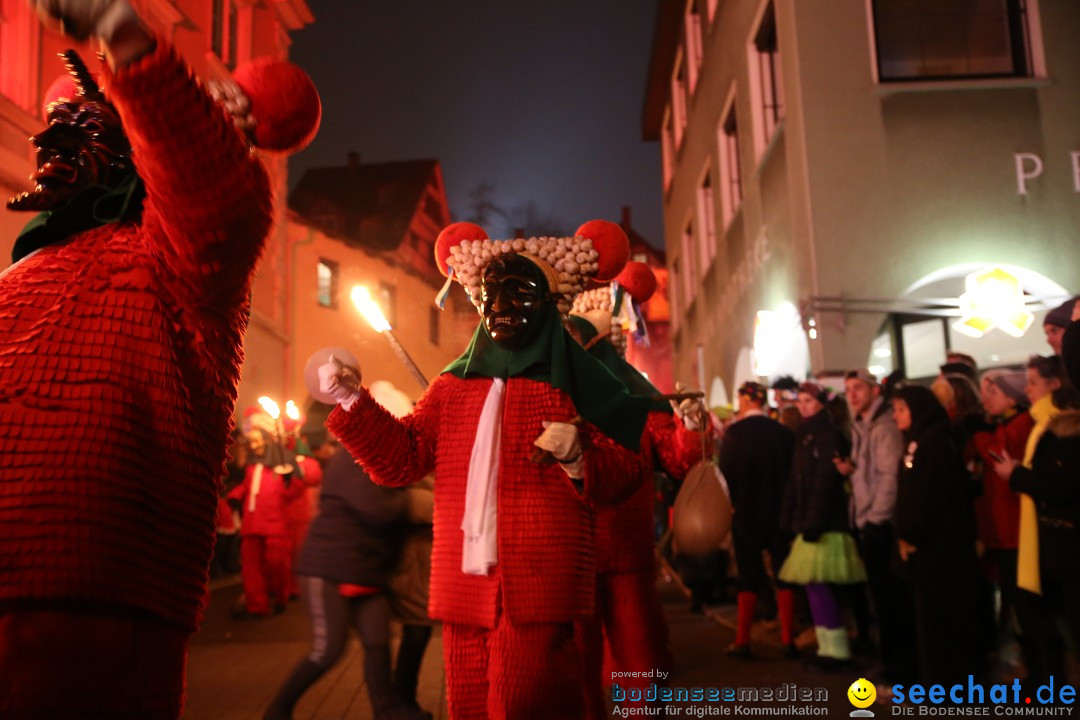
top-left (748, 1), bottom-right (784, 159)
top-left (706, 0), bottom-right (718, 23)
top-left (680, 221), bottom-right (697, 306)
top-left (633, 252), bottom-right (649, 264)
top-left (717, 95), bottom-right (743, 229)
top-left (684, 1), bottom-right (704, 94)
top-left (429, 306), bottom-right (440, 347)
top-left (671, 53), bottom-right (689, 149)
top-left (872, 0), bottom-right (1036, 81)
top-left (212, 0), bottom-right (238, 69)
top-left (670, 257), bottom-right (681, 325)
top-left (378, 282), bottom-right (397, 328)
top-left (0, 0), bottom-right (36, 110)
top-left (316, 259), bottom-right (338, 308)
top-left (661, 109), bottom-right (675, 192)
top-left (697, 170), bottom-right (717, 270)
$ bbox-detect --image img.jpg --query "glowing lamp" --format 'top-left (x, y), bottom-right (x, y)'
top-left (952, 267), bottom-right (1034, 339)
top-left (285, 400), bottom-right (300, 422)
top-left (752, 310), bottom-right (780, 377)
top-left (257, 396), bottom-right (280, 420)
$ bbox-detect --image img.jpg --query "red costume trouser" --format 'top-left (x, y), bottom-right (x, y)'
top-left (581, 569), bottom-right (672, 719)
top-left (444, 618), bottom-right (584, 720)
top-left (241, 535), bottom-right (290, 615)
top-left (0, 601), bottom-right (188, 719)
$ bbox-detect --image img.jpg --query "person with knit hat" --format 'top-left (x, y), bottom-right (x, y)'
top-left (318, 221), bottom-right (651, 719)
top-left (778, 382), bottom-right (866, 672)
top-left (0, 0), bottom-right (318, 715)
top-left (891, 385), bottom-right (979, 686)
top-left (720, 380), bottom-right (797, 660)
top-left (566, 264), bottom-right (706, 718)
top-left (1044, 296), bottom-right (1079, 357)
top-left (972, 369), bottom-right (1035, 663)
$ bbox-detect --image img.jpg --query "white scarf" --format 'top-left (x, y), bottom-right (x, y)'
top-left (461, 378), bottom-right (504, 575)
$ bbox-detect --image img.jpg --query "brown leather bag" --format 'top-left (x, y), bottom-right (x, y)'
top-left (672, 460), bottom-right (732, 557)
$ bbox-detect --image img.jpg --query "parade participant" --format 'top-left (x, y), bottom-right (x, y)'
top-left (568, 262), bottom-right (706, 718)
top-left (282, 409), bottom-right (324, 600)
top-left (720, 381), bottom-right (797, 660)
top-left (0, 0), bottom-right (318, 715)
top-left (230, 408), bottom-right (306, 618)
top-left (319, 221), bottom-right (651, 720)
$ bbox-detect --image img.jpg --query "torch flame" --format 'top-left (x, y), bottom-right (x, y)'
top-left (257, 395), bottom-right (280, 420)
top-left (285, 400), bottom-right (300, 421)
top-left (351, 285), bottom-right (391, 332)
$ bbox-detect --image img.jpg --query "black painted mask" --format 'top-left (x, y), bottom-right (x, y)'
top-left (482, 254), bottom-right (551, 350)
top-left (7, 51), bottom-right (134, 213)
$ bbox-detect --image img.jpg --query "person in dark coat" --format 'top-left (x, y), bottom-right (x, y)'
top-left (891, 385), bottom-right (979, 687)
top-left (263, 443), bottom-right (427, 720)
top-left (720, 381), bottom-right (797, 658)
top-left (778, 383), bottom-right (865, 672)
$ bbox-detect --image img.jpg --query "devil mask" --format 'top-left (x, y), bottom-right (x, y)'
top-left (7, 50), bottom-right (135, 214)
top-left (481, 254), bottom-right (555, 351)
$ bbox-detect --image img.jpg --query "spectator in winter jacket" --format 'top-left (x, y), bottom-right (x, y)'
top-left (834, 369), bottom-right (914, 683)
top-left (892, 385), bottom-right (979, 687)
top-left (720, 381), bottom-right (797, 659)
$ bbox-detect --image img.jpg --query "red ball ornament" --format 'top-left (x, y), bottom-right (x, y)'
top-left (575, 220), bottom-right (629, 282)
top-left (232, 58), bottom-right (321, 155)
top-left (616, 261), bottom-right (657, 303)
top-left (41, 75), bottom-right (79, 118)
top-left (435, 222), bottom-right (488, 277)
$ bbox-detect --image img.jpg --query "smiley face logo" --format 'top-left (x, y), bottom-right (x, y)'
top-left (848, 678), bottom-right (876, 709)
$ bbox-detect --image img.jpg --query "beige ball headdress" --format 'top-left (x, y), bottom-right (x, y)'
top-left (434, 220), bottom-right (630, 316)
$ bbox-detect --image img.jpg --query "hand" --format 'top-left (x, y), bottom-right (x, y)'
top-left (534, 421), bottom-right (584, 478)
top-left (898, 539), bottom-right (917, 562)
top-left (207, 80), bottom-right (258, 138)
top-left (30, 0), bottom-right (138, 43)
top-left (991, 449), bottom-right (1019, 480)
top-left (318, 355), bottom-right (363, 411)
top-left (833, 457), bottom-right (855, 476)
top-left (670, 384), bottom-right (706, 431)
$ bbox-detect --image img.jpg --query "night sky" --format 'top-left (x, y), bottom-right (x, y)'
top-left (286, 1), bottom-right (664, 246)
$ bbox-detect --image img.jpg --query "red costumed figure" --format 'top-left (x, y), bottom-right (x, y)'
top-left (569, 262), bottom-right (707, 718)
top-left (0, 1), bottom-right (318, 716)
top-left (319, 221), bottom-right (653, 720)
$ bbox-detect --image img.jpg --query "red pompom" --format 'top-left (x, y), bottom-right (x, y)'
top-left (575, 220), bottom-right (629, 282)
top-left (41, 75), bottom-right (78, 119)
top-left (233, 58), bottom-right (321, 155)
top-left (616, 261), bottom-right (657, 303)
top-left (435, 222), bottom-right (488, 277)
top-left (243, 406), bottom-right (263, 419)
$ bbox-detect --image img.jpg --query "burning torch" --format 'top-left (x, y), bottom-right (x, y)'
top-left (350, 285), bottom-right (429, 391)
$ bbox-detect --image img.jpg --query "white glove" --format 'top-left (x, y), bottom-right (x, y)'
top-left (30, 0), bottom-right (138, 43)
top-left (671, 396), bottom-right (705, 431)
top-left (318, 355), bottom-right (363, 411)
top-left (534, 421), bottom-right (584, 479)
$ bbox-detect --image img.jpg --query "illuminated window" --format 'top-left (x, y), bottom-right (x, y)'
top-left (697, 170), bottom-right (717, 270)
top-left (684, 0), bottom-right (704, 94)
top-left (872, 0), bottom-right (1036, 81)
top-left (681, 221), bottom-right (697, 306)
top-left (378, 282), bottom-right (397, 328)
top-left (671, 52), bottom-right (689, 149)
top-left (316, 260), bottom-right (338, 308)
top-left (748, 0), bottom-right (784, 160)
top-left (429, 306), bottom-right (440, 346)
top-left (212, 0), bottom-right (238, 69)
top-left (717, 95), bottom-right (743, 229)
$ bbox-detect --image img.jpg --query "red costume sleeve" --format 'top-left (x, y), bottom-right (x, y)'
top-left (327, 377), bottom-right (444, 488)
top-left (102, 40), bottom-right (272, 309)
top-left (578, 422), bottom-right (648, 507)
top-left (647, 411), bottom-right (706, 481)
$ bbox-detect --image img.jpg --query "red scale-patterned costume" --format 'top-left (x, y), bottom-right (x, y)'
top-left (0, 40), bottom-right (270, 716)
top-left (582, 410), bottom-right (703, 717)
top-left (328, 373), bottom-right (644, 719)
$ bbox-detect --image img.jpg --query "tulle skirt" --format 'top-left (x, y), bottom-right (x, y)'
top-left (778, 532), bottom-right (868, 585)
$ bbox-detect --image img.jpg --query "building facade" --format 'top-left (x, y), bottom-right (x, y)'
top-left (286, 156), bottom-right (481, 406)
top-left (644, 0), bottom-right (1080, 396)
top-left (0, 0), bottom-right (315, 415)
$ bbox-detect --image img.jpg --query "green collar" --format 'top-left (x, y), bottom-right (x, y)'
top-left (443, 304), bottom-right (650, 450)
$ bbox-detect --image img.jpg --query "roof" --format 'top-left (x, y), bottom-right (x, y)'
top-left (288, 159), bottom-right (439, 252)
